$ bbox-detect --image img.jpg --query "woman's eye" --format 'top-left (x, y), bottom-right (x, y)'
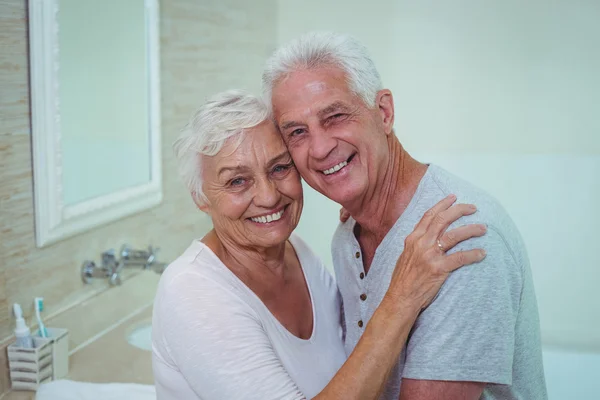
top-left (330, 113), bottom-right (345, 120)
top-left (230, 178), bottom-right (245, 186)
top-left (273, 163), bottom-right (292, 174)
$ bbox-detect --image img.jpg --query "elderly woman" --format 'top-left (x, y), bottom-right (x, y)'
top-left (151, 91), bottom-right (485, 400)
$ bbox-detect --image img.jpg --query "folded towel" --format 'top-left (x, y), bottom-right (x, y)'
top-left (36, 380), bottom-right (155, 400)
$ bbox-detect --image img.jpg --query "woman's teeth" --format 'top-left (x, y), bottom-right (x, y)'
top-left (251, 209), bottom-right (284, 224)
top-left (323, 161), bottom-right (348, 175)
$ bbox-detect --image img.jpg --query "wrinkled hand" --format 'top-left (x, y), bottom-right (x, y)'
top-left (388, 195), bottom-right (487, 311)
top-left (339, 208), bottom-right (351, 223)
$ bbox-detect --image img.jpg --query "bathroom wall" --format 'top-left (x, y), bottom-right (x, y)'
top-left (0, 0), bottom-right (277, 395)
top-left (280, 0), bottom-right (599, 352)
top-left (279, 0), bottom-right (599, 397)
top-left (278, 0), bottom-right (600, 400)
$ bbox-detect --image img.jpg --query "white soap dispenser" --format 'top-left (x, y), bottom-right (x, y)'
top-left (13, 303), bottom-right (33, 348)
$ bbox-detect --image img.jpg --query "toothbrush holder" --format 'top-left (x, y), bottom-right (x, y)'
top-left (7, 337), bottom-right (53, 391)
top-left (6, 328), bottom-right (70, 391)
top-left (39, 327), bottom-right (70, 380)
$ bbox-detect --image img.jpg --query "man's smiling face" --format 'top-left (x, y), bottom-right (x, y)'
top-left (271, 66), bottom-right (393, 207)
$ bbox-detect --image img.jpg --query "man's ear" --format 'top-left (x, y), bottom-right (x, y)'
top-left (376, 89), bottom-right (395, 135)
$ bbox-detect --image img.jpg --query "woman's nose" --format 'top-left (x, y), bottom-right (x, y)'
top-left (253, 177), bottom-right (280, 208)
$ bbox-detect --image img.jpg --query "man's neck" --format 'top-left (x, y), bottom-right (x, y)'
top-left (348, 136), bottom-right (427, 246)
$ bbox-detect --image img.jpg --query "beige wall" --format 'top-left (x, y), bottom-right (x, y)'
top-left (278, 0), bottom-right (600, 351)
top-left (0, 0), bottom-right (277, 394)
top-left (277, 0), bottom-right (600, 156)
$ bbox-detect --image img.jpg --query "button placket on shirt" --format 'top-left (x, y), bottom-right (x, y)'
top-left (355, 246), bottom-right (367, 329)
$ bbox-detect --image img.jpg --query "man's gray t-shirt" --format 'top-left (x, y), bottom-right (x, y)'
top-left (332, 164), bottom-right (547, 400)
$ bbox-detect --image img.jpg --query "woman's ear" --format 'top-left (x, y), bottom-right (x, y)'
top-left (192, 192), bottom-right (210, 214)
top-left (376, 89), bottom-right (395, 135)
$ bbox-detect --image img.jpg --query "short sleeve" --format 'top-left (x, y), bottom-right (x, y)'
top-left (402, 227), bottom-right (522, 385)
top-left (154, 269), bottom-right (307, 400)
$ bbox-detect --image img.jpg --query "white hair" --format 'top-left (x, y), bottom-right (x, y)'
top-left (262, 31), bottom-right (383, 108)
top-left (173, 90), bottom-right (269, 202)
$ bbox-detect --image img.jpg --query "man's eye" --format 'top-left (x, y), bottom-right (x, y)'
top-left (290, 128), bottom-right (305, 137)
top-left (330, 113), bottom-right (345, 120)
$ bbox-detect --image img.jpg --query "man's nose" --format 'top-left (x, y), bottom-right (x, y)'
top-left (308, 127), bottom-right (336, 161)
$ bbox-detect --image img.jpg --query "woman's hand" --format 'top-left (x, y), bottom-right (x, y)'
top-left (316, 195), bottom-right (488, 400)
top-left (387, 195), bottom-right (487, 311)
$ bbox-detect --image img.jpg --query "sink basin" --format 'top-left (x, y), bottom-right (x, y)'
top-left (126, 321), bottom-right (152, 351)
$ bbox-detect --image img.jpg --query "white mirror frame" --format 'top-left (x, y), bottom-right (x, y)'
top-left (29, 0), bottom-right (162, 247)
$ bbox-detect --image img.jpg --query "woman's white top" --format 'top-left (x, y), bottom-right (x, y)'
top-left (152, 234), bottom-right (347, 400)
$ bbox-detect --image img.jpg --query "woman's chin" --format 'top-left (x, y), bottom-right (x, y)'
top-left (245, 220), bottom-right (293, 246)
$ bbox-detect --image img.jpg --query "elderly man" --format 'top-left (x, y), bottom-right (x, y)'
top-left (263, 32), bottom-right (547, 400)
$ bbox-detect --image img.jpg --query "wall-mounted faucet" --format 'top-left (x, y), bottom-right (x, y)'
top-left (81, 249), bottom-right (122, 285)
top-left (81, 245), bottom-right (167, 285)
top-left (119, 244), bottom-right (160, 270)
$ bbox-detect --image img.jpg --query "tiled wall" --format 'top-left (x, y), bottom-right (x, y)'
top-left (0, 0), bottom-right (277, 394)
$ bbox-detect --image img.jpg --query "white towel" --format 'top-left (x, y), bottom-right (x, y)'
top-left (36, 380), bottom-right (155, 400)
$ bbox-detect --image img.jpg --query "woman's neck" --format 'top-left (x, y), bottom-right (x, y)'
top-left (202, 230), bottom-right (289, 285)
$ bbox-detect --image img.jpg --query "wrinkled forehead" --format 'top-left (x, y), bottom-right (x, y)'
top-left (271, 68), bottom-right (355, 119)
top-left (203, 122), bottom-right (288, 171)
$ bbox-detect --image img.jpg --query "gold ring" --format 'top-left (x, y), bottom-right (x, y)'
top-left (437, 239), bottom-right (445, 253)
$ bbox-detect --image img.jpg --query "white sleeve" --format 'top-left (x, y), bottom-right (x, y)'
top-left (155, 269), bottom-right (307, 400)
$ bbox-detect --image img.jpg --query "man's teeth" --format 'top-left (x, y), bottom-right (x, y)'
top-left (323, 161), bottom-right (348, 175)
top-left (251, 209), bottom-right (284, 224)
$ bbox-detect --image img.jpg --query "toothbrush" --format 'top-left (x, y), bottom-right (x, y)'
top-left (34, 297), bottom-right (48, 338)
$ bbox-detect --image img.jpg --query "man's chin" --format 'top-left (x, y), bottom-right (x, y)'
top-left (304, 175), bottom-right (361, 205)
top-left (322, 186), bottom-right (361, 207)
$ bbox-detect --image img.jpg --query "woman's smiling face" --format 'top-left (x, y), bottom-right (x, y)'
top-left (199, 120), bottom-right (303, 248)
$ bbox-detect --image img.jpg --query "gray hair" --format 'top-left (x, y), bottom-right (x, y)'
top-left (173, 90), bottom-right (269, 202)
top-left (262, 31), bottom-right (383, 108)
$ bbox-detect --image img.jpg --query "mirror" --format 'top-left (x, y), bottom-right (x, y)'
top-left (29, 0), bottom-right (161, 247)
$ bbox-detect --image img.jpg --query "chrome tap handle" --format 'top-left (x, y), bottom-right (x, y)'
top-left (120, 244), bottom-right (143, 261)
top-left (101, 249), bottom-right (122, 286)
top-left (120, 244), bottom-right (148, 261)
top-left (119, 244), bottom-right (160, 269)
top-left (109, 270), bottom-right (122, 286)
top-left (81, 259), bottom-right (118, 284)
top-left (101, 249), bottom-right (117, 266)
top-left (81, 261), bottom-right (102, 284)
top-left (145, 246), bottom-right (160, 269)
